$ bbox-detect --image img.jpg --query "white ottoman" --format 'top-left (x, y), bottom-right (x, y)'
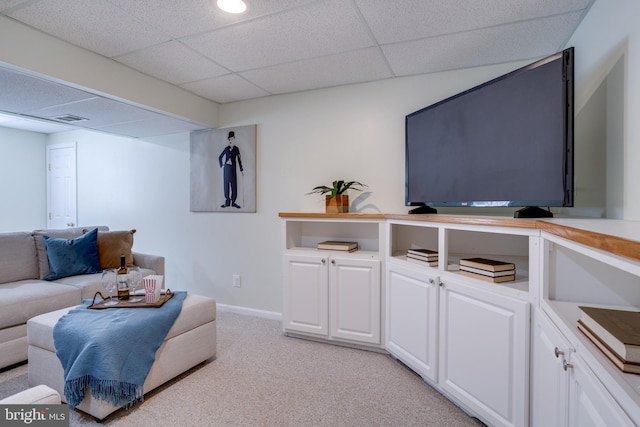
top-left (27, 294), bottom-right (216, 420)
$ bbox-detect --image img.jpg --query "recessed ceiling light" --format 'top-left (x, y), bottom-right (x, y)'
top-left (217, 0), bottom-right (247, 14)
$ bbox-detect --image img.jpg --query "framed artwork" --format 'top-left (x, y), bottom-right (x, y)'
top-left (190, 125), bottom-right (256, 212)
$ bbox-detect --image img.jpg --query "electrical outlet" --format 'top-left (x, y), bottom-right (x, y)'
top-left (233, 274), bottom-right (241, 288)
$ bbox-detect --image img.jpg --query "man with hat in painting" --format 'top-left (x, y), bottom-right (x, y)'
top-left (218, 130), bottom-right (244, 208)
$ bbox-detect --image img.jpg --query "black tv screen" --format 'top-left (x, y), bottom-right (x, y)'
top-left (405, 48), bottom-right (574, 218)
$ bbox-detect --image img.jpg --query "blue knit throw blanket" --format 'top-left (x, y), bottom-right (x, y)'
top-left (53, 291), bottom-right (187, 409)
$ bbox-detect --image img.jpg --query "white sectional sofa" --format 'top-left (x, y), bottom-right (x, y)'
top-left (0, 226), bottom-right (164, 370)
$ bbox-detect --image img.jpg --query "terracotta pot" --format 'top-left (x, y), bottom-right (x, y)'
top-left (325, 194), bottom-right (349, 213)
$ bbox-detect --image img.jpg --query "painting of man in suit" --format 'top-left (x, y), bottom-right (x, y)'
top-left (218, 131), bottom-right (243, 208)
top-left (190, 125), bottom-right (256, 212)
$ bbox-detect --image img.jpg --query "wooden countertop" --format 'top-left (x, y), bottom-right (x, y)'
top-left (537, 219), bottom-right (640, 262)
top-left (279, 212), bottom-right (640, 262)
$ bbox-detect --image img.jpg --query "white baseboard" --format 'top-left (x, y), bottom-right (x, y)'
top-left (216, 303), bottom-right (282, 321)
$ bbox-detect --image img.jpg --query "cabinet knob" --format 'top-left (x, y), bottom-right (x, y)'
top-left (331, 259), bottom-right (336, 265)
top-left (321, 258), bottom-right (326, 264)
top-left (554, 347), bottom-right (564, 358)
top-left (563, 360), bottom-right (573, 371)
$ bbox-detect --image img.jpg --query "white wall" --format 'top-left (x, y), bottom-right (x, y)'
top-left (0, 127), bottom-right (46, 232)
top-left (567, 0), bottom-right (640, 219)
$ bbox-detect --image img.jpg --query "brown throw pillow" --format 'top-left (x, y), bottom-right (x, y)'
top-left (84, 229), bottom-right (136, 269)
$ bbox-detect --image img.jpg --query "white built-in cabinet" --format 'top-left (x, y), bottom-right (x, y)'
top-left (280, 213), bottom-right (640, 426)
top-left (386, 264), bottom-right (439, 381)
top-left (531, 219), bottom-right (640, 426)
top-left (384, 218), bottom-right (535, 427)
top-left (282, 215), bottom-right (385, 348)
top-left (283, 253), bottom-right (381, 345)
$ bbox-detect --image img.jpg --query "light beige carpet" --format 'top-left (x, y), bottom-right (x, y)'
top-left (0, 311), bottom-right (484, 426)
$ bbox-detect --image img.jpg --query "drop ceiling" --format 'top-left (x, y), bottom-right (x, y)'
top-left (0, 0), bottom-right (595, 137)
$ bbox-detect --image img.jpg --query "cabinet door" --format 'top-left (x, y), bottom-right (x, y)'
top-left (386, 263), bottom-right (439, 382)
top-left (283, 254), bottom-right (328, 337)
top-left (439, 278), bottom-right (529, 427)
top-left (530, 309), bottom-right (571, 427)
top-left (329, 257), bottom-right (381, 345)
top-left (568, 353), bottom-right (634, 427)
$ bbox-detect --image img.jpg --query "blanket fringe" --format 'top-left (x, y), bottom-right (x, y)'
top-left (64, 375), bottom-right (144, 410)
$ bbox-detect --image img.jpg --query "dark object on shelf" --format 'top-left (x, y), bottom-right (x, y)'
top-left (459, 257), bottom-right (515, 272)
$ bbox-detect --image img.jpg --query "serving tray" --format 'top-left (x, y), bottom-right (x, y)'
top-left (87, 289), bottom-right (173, 309)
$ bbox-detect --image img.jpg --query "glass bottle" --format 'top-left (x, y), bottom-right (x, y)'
top-left (116, 255), bottom-right (129, 300)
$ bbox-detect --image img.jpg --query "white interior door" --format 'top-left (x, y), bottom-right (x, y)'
top-left (47, 143), bottom-right (77, 229)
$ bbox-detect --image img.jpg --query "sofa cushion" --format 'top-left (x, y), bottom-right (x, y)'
top-left (0, 232), bottom-right (39, 284)
top-left (43, 228), bottom-right (101, 281)
top-left (0, 280), bottom-right (80, 329)
top-left (87, 229), bottom-right (136, 269)
top-left (33, 226), bottom-right (108, 280)
top-left (54, 273), bottom-right (108, 301)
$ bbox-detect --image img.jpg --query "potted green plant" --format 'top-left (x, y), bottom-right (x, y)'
top-left (307, 180), bottom-right (367, 213)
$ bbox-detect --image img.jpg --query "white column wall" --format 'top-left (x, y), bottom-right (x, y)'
top-left (0, 127), bottom-right (46, 232)
top-left (567, 0), bottom-right (640, 220)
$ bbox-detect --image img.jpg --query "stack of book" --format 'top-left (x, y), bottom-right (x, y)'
top-left (577, 306), bottom-right (640, 374)
top-left (317, 240), bottom-right (358, 252)
top-left (458, 257), bottom-right (516, 283)
top-left (406, 249), bottom-right (438, 266)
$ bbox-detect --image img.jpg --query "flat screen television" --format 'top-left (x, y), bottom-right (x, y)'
top-left (405, 47), bottom-right (574, 218)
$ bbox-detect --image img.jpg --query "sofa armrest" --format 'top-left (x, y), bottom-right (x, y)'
top-left (133, 252), bottom-right (165, 276)
top-left (0, 385), bottom-right (61, 404)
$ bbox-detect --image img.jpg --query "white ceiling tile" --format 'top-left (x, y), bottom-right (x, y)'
top-left (0, 0), bottom-right (31, 12)
top-left (241, 48), bottom-right (393, 94)
top-left (181, 74), bottom-right (270, 103)
top-left (115, 41), bottom-right (229, 85)
top-left (382, 12), bottom-right (584, 77)
top-left (183, 0), bottom-right (376, 71)
top-left (0, 67), bottom-right (95, 113)
top-left (107, 0), bottom-right (317, 39)
top-left (27, 96), bottom-right (167, 127)
top-left (7, 0), bottom-right (170, 57)
top-left (355, 0), bottom-right (593, 44)
top-left (0, 112), bottom-right (74, 133)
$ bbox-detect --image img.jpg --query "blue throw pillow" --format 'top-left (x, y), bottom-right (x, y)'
top-left (43, 228), bottom-right (101, 280)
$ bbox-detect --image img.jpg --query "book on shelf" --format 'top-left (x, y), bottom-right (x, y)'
top-left (407, 248), bottom-right (438, 258)
top-left (406, 254), bottom-right (438, 262)
top-left (459, 270), bottom-right (516, 283)
top-left (459, 257), bottom-right (515, 272)
top-left (406, 252), bottom-right (438, 261)
top-left (578, 306), bottom-right (640, 363)
top-left (407, 257), bottom-right (438, 267)
top-left (459, 265), bottom-right (515, 278)
top-left (577, 321), bottom-right (640, 375)
top-left (317, 241), bottom-right (359, 252)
